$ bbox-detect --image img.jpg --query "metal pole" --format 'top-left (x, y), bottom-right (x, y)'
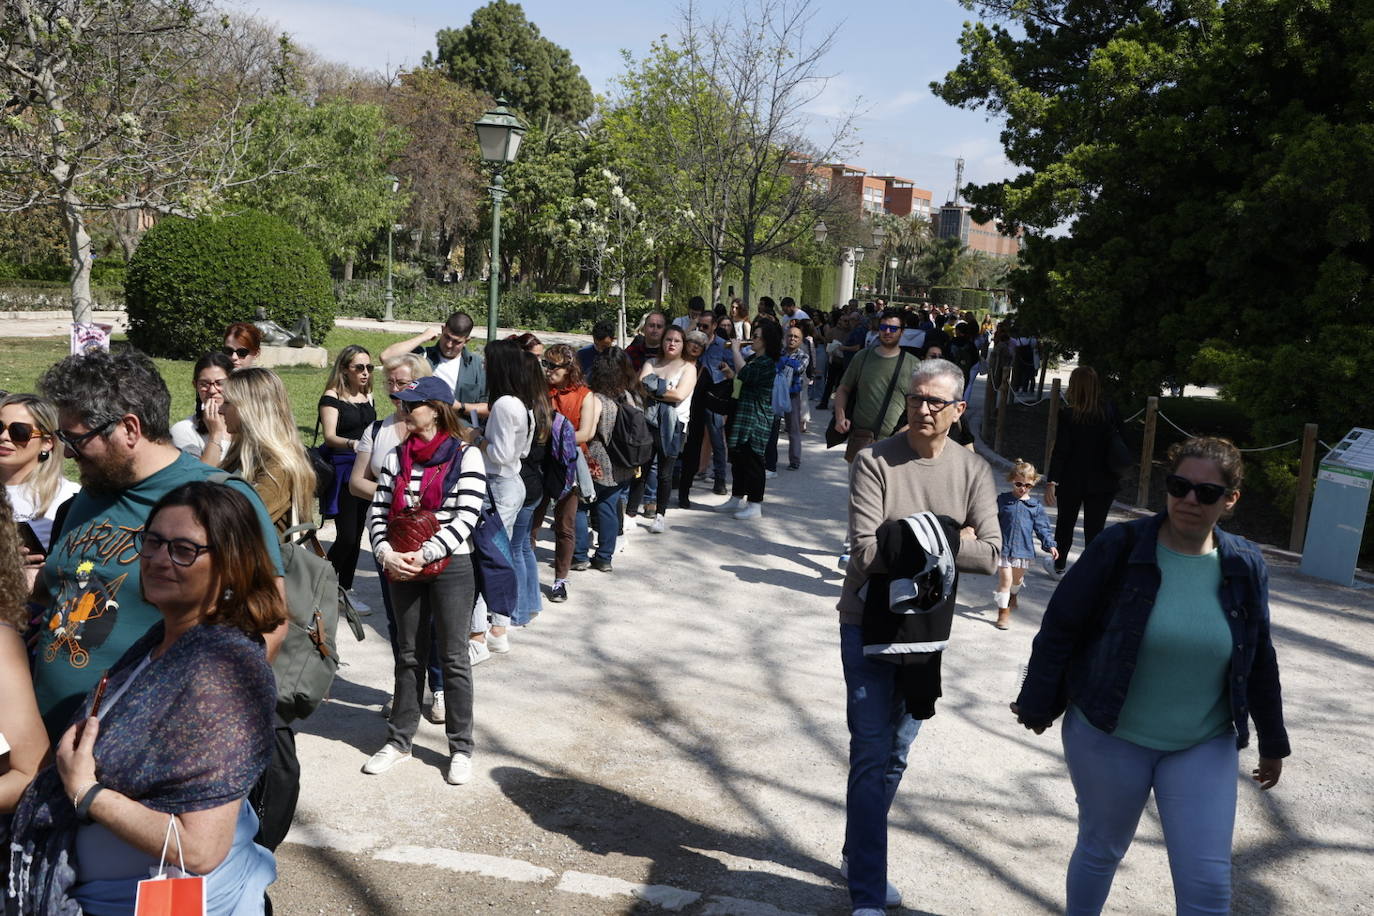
top-left (383, 224), bottom-right (395, 322)
top-left (487, 173), bottom-right (505, 346)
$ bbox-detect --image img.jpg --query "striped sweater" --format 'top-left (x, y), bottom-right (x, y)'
top-left (367, 439), bottom-right (487, 563)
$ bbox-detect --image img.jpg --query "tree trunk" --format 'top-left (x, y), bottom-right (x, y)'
top-left (710, 251), bottom-right (725, 307)
top-left (741, 253), bottom-right (753, 319)
top-left (343, 259), bottom-right (354, 281)
top-left (60, 198), bottom-right (96, 325)
top-left (617, 278), bottom-right (628, 348)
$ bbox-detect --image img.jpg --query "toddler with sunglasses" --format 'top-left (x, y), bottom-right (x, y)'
top-left (993, 459), bottom-right (1057, 629)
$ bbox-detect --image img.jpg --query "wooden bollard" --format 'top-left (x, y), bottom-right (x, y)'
top-left (994, 375), bottom-right (1011, 455)
top-left (1044, 377), bottom-right (1061, 474)
top-left (1136, 396), bottom-right (1158, 506)
top-left (1289, 423), bottom-right (1319, 553)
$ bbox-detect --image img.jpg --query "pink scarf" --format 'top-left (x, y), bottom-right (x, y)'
top-left (391, 431), bottom-right (461, 514)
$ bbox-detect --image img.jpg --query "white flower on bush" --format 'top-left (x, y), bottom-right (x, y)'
top-left (565, 218), bottom-right (582, 234)
top-left (601, 168), bottom-right (617, 182)
top-left (644, 236), bottom-right (655, 250)
top-left (581, 198), bottom-right (597, 211)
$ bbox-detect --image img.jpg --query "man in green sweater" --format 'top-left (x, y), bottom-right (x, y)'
top-left (838, 358), bottom-right (1001, 916)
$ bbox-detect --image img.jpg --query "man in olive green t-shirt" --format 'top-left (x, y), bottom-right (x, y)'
top-left (833, 308), bottom-right (914, 462)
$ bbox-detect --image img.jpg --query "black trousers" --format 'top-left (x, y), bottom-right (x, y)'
top-left (328, 487), bottom-right (368, 590)
top-left (818, 357), bottom-right (846, 408)
top-left (1053, 487), bottom-right (1113, 570)
top-left (729, 447), bottom-right (766, 503)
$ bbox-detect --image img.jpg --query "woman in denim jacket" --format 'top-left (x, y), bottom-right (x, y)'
top-left (1013, 437), bottom-right (1289, 915)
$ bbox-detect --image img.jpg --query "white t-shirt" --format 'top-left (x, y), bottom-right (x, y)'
top-left (784, 308), bottom-right (810, 324)
top-left (672, 315), bottom-right (694, 333)
top-left (7, 477), bottom-right (81, 523)
top-left (169, 415), bottom-right (208, 458)
top-left (356, 415), bottom-right (405, 478)
top-left (483, 395), bottom-right (532, 479)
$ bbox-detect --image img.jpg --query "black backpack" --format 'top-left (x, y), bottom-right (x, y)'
top-left (606, 397), bottom-right (655, 468)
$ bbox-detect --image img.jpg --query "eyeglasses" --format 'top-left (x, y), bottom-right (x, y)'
top-left (222, 346), bottom-right (252, 359)
top-left (350, 363), bottom-right (374, 373)
top-left (878, 324), bottom-right (903, 332)
top-left (1012, 481), bottom-right (1034, 490)
top-left (195, 377), bottom-right (225, 391)
top-left (56, 418), bottom-right (118, 454)
top-left (906, 395), bottom-right (961, 412)
top-left (134, 530), bottom-right (212, 567)
top-left (541, 359), bottom-right (570, 371)
top-left (1164, 474), bottom-right (1230, 505)
top-left (0, 421), bottom-right (44, 447)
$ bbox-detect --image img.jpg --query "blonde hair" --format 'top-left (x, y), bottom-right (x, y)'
top-left (382, 352), bottom-right (433, 380)
top-left (0, 394), bottom-right (64, 518)
top-left (222, 369), bottom-right (316, 523)
top-left (1007, 458), bottom-right (1041, 484)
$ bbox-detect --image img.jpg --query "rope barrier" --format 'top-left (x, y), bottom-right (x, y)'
top-left (1154, 410), bottom-right (1195, 438)
top-left (1237, 439), bottom-right (1299, 453)
top-left (1130, 408), bottom-right (1304, 454)
top-left (1123, 409), bottom-right (1144, 423)
top-left (1320, 440), bottom-right (1334, 451)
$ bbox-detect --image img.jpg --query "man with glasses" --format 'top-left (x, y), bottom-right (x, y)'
top-left (32, 348), bottom-right (286, 741)
top-left (838, 359), bottom-right (1001, 916)
top-left (833, 308), bottom-right (916, 463)
top-left (380, 311), bottom-right (488, 420)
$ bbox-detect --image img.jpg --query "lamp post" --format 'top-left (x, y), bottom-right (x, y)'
top-left (473, 99), bottom-right (527, 346)
top-left (383, 174), bottom-right (400, 322)
top-left (888, 256), bottom-right (899, 299)
top-left (813, 220), bottom-right (828, 244)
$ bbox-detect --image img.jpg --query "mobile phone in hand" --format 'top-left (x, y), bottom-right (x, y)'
top-left (89, 671), bottom-right (110, 719)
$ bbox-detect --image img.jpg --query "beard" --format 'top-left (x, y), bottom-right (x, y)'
top-left (78, 448), bottom-right (139, 494)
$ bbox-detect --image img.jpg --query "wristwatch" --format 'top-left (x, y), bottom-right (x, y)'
top-left (74, 782), bottom-right (104, 823)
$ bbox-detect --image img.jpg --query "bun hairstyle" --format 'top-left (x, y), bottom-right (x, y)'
top-left (1007, 459), bottom-right (1040, 484)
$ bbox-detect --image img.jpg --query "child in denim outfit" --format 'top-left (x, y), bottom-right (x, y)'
top-left (994, 459), bottom-right (1058, 629)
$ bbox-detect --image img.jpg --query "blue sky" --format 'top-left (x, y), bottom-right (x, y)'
top-left (226, 0), bottom-right (1014, 200)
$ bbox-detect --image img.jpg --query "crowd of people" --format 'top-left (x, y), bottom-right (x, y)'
top-left (0, 296), bottom-right (1290, 916)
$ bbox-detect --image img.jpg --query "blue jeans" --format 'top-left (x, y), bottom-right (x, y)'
top-left (840, 623), bottom-right (922, 910)
top-left (510, 500), bottom-right (543, 625)
top-left (706, 410), bottom-right (728, 480)
top-left (590, 481), bottom-right (629, 561)
top-left (573, 503), bottom-right (591, 563)
top-left (1062, 710), bottom-right (1238, 915)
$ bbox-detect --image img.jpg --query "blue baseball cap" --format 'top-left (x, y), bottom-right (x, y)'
top-left (393, 376), bottom-right (453, 404)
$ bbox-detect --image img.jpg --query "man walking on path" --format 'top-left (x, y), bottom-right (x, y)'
top-left (838, 358), bottom-right (1001, 915)
top-left (833, 308), bottom-right (915, 463)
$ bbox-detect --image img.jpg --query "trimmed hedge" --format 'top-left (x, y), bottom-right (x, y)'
top-left (126, 211), bottom-right (335, 359)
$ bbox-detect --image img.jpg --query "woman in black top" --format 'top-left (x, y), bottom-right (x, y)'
top-left (318, 345), bottom-right (377, 600)
top-left (1046, 365), bottom-right (1122, 574)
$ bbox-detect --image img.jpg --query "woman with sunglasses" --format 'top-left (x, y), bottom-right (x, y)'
top-left (0, 489), bottom-right (48, 814)
top-left (1045, 366), bottom-right (1125, 575)
top-left (317, 346), bottom-right (377, 610)
top-left (537, 345), bottom-right (595, 602)
top-left (171, 351), bottom-right (235, 466)
top-left (1014, 436), bottom-right (1288, 914)
top-left (1, 393), bottom-right (79, 529)
top-left (9, 482), bottom-right (284, 914)
top-left (222, 322), bottom-right (263, 370)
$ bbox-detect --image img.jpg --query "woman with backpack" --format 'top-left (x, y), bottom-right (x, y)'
top-left (577, 349), bottom-right (642, 571)
top-left (721, 322), bottom-right (783, 520)
top-left (539, 345), bottom-right (595, 603)
top-left (631, 326), bottom-right (697, 534)
top-left (364, 376), bottom-right (486, 786)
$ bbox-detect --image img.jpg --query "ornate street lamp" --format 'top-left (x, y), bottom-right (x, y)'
top-left (813, 220), bottom-right (828, 244)
top-left (383, 175), bottom-right (400, 322)
top-left (473, 99), bottom-right (528, 344)
top-left (888, 256), bottom-right (899, 299)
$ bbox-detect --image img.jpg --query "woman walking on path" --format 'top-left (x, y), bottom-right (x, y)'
top-left (720, 322), bottom-right (782, 520)
top-left (1013, 437), bottom-right (1288, 915)
top-left (1046, 366), bottom-right (1124, 574)
top-left (993, 459), bottom-right (1058, 630)
top-left (632, 326), bottom-right (696, 533)
top-left (364, 376), bottom-right (486, 785)
top-left (170, 352), bottom-right (234, 465)
top-left (317, 345), bottom-right (377, 609)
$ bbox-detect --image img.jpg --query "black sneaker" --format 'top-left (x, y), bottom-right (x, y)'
top-left (590, 557), bottom-right (613, 572)
top-left (712, 478), bottom-right (728, 495)
top-left (570, 559), bottom-right (590, 571)
top-left (549, 582), bottom-right (568, 602)
top-left (677, 495), bottom-right (692, 510)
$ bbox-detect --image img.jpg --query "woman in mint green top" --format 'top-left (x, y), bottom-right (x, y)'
top-left (1014, 437), bottom-right (1289, 915)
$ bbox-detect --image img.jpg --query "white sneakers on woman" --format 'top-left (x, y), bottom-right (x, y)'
top-left (362, 744), bottom-right (411, 774)
top-left (734, 503), bottom-right (762, 520)
top-left (720, 497), bottom-right (743, 512)
top-left (649, 514), bottom-right (667, 533)
top-left (486, 630), bottom-right (510, 654)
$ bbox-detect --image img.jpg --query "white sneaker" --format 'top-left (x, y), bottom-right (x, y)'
top-left (486, 630), bottom-right (510, 654)
top-left (446, 753), bottom-right (473, 785)
top-left (649, 514), bottom-right (666, 534)
top-left (468, 639), bottom-right (491, 666)
top-left (362, 744), bottom-right (411, 775)
top-left (426, 691), bottom-right (446, 723)
top-left (764, 470), bottom-right (778, 479)
top-left (346, 590), bottom-right (371, 614)
top-left (720, 497), bottom-right (743, 512)
top-left (837, 553), bottom-right (850, 570)
top-left (734, 503), bottom-right (762, 520)
top-left (840, 856), bottom-right (902, 908)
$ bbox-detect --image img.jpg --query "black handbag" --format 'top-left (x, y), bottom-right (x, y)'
top-left (307, 420), bottom-right (335, 498)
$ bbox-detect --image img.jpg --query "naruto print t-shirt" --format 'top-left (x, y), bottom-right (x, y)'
top-left (34, 451), bottom-right (284, 739)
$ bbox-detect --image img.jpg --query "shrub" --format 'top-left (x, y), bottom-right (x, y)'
top-left (125, 211), bottom-right (334, 358)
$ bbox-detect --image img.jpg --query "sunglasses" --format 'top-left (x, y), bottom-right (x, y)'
top-left (878, 324), bottom-right (903, 332)
top-left (56, 417), bottom-right (118, 453)
top-left (1012, 481), bottom-right (1034, 489)
top-left (1164, 474), bottom-right (1230, 505)
top-left (0, 421), bottom-right (45, 447)
top-left (350, 363), bottom-right (374, 373)
top-left (222, 346), bottom-right (253, 359)
top-left (906, 395), bottom-right (961, 412)
top-left (134, 530), bottom-right (212, 567)
top-left (541, 359), bottom-right (570, 371)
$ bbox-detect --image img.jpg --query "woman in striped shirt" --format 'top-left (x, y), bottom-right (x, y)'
top-left (362, 376), bottom-right (487, 786)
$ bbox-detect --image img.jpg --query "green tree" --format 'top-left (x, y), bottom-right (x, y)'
top-left (429, 1), bottom-right (592, 125)
top-left (228, 94), bottom-right (407, 265)
top-left (933, 0), bottom-right (1374, 448)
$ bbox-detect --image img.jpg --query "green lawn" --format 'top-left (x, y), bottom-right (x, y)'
top-left (0, 327), bottom-right (432, 442)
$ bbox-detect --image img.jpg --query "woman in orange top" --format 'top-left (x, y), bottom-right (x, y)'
top-left (535, 344), bottom-right (596, 603)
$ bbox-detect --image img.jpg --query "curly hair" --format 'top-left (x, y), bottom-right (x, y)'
top-left (38, 347), bottom-right (172, 443)
top-left (1167, 436), bottom-right (1244, 491)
